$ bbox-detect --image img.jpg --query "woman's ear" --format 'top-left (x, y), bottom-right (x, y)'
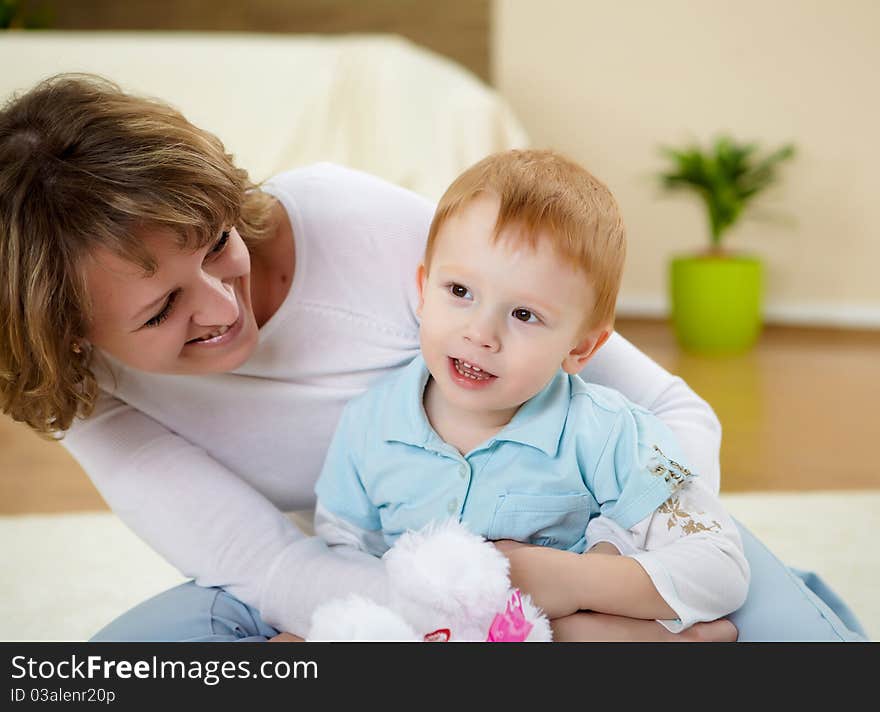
top-left (561, 327), bottom-right (611, 375)
top-left (415, 263), bottom-right (427, 318)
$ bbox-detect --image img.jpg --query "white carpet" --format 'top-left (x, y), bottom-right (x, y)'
top-left (2, 491), bottom-right (878, 642)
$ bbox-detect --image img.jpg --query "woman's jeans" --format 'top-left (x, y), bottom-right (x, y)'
top-left (89, 520), bottom-right (869, 642)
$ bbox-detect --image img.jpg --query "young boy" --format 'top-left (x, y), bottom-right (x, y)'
top-left (314, 149), bottom-right (749, 634)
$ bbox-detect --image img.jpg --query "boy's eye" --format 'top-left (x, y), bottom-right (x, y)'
top-left (449, 283), bottom-right (471, 299)
top-left (512, 308), bottom-right (538, 323)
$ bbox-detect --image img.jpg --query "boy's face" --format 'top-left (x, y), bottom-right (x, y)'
top-left (417, 194), bottom-right (609, 423)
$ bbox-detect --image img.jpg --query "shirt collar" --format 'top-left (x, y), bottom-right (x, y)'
top-left (491, 370), bottom-right (570, 457)
top-left (381, 354), bottom-right (570, 458)
top-left (379, 354), bottom-right (436, 449)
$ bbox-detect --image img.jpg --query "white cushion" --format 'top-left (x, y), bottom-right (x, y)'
top-left (0, 31), bottom-right (530, 200)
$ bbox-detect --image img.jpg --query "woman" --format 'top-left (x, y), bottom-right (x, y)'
top-left (0, 74), bottom-right (865, 642)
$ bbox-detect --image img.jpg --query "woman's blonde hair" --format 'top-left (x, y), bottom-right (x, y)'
top-left (424, 149), bottom-right (627, 333)
top-left (0, 74), bottom-right (275, 437)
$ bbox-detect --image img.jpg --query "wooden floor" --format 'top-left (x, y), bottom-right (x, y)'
top-left (2, 318), bottom-right (879, 514)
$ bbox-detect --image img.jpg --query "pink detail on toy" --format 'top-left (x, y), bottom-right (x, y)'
top-left (423, 628), bottom-right (451, 642)
top-left (486, 589), bottom-right (534, 642)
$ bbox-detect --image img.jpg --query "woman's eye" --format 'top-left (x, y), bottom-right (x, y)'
top-left (144, 290), bottom-right (179, 328)
top-left (449, 283), bottom-right (471, 299)
top-left (512, 308), bottom-right (539, 323)
top-left (209, 230), bottom-right (230, 256)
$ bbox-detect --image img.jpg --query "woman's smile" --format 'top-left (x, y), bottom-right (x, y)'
top-left (184, 312), bottom-right (244, 348)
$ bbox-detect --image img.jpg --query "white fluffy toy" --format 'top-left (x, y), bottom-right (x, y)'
top-left (306, 519), bottom-right (553, 642)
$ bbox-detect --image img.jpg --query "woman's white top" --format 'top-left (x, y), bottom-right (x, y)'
top-left (63, 164), bottom-right (726, 635)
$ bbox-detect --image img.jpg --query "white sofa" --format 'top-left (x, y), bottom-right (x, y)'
top-left (1, 31), bottom-right (530, 200)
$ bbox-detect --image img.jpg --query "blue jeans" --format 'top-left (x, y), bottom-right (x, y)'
top-left (89, 520), bottom-right (869, 642)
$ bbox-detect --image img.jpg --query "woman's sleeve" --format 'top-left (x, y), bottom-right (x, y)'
top-left (580, 331), bottom-right (723, 494)
top-left (313, 502), bottom-right (390, 558)
top-left (61, 392), bottom-right (390, 637)
top-left (312, 398), bottom-right (389, 558)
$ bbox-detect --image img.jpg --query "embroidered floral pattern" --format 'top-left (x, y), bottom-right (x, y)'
top-left (658, 496), bottom-right (721, 535)
top-left (649, 445), bottom-right (694, 492)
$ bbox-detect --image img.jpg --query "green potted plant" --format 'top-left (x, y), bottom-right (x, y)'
top-left (1, 0), bottom-right (52, 29)
top-left (658, 135), bottom-right (795, 353)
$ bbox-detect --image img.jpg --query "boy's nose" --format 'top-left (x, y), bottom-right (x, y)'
top-left (463, 317), bottom-right (500, 352)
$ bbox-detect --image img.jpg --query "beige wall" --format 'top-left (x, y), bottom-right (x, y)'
top-left (493, 0), bottom-right (880, 327)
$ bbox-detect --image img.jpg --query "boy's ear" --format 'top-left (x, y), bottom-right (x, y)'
top-left (415, 263), bottom-right (427, 318)
top-left (561, 326), bottom-right (611, 375)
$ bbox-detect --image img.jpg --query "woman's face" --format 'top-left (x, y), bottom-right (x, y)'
top-left (83, 226), bottom-right (260, 375)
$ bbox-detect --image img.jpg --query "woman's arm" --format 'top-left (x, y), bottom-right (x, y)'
top-left (580, 332), bottom-right (722, 494)
top-left (62, 393), bottom-right (390, 638)
top-left (313, 502), bottom-right (389, 557)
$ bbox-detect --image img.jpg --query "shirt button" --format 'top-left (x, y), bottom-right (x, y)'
top-left (458, 464), bottom-right (468, 479)
top-left (447, 498), bottom-right (458, 514)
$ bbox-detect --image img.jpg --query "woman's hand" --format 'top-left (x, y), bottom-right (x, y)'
top-left (586, 541), bottom-right (621, 556)
top-left (268, 632), bottom-right (305, 642)
top-left (551, 613), bottom-right (738, 642)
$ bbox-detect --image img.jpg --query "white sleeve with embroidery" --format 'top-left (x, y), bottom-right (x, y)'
top-left (314, 502), bottom-right (390, 558)
top-left (585, 477), bottom-right (750, 632)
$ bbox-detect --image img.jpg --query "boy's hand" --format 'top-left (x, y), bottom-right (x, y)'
top-left (499, 545), bottom-right (583, 619)
top-left (497, 539), bottom-right (679, 622)
top-left (492, 538), bottom-right (534, 555)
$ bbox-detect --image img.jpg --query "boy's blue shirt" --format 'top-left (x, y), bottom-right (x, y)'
top-left (315, 354), bottom-right (694, 553)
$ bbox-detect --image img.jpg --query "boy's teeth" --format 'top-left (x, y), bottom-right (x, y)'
top-left (454, 359), bottom-right (492, 380)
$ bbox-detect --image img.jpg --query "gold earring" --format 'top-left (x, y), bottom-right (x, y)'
top-left (72, 342), bottom-right (82, 354)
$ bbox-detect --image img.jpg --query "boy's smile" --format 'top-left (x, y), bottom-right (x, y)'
top-left (416, 194), bottom-right (609, 440)
top-left (448, 356), bottom-right (497, 388)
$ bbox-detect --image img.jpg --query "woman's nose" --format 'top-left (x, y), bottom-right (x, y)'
top-left (192, 274), bottom-right (238, 326)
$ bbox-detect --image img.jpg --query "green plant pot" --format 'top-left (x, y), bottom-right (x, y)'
top-left (669, 254), bottom-right (763, 354)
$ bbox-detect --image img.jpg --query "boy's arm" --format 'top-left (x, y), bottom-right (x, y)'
top-left (505, 479), bottom-right (749, 626)
top-left (504, 544), bottom-right (677, 620)
top-left (619, 477), bottom-right (750, 631)
top-left (499, 540), bottom-right (739, 640)
top-left (506, 403), bottom-right (747, 624)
